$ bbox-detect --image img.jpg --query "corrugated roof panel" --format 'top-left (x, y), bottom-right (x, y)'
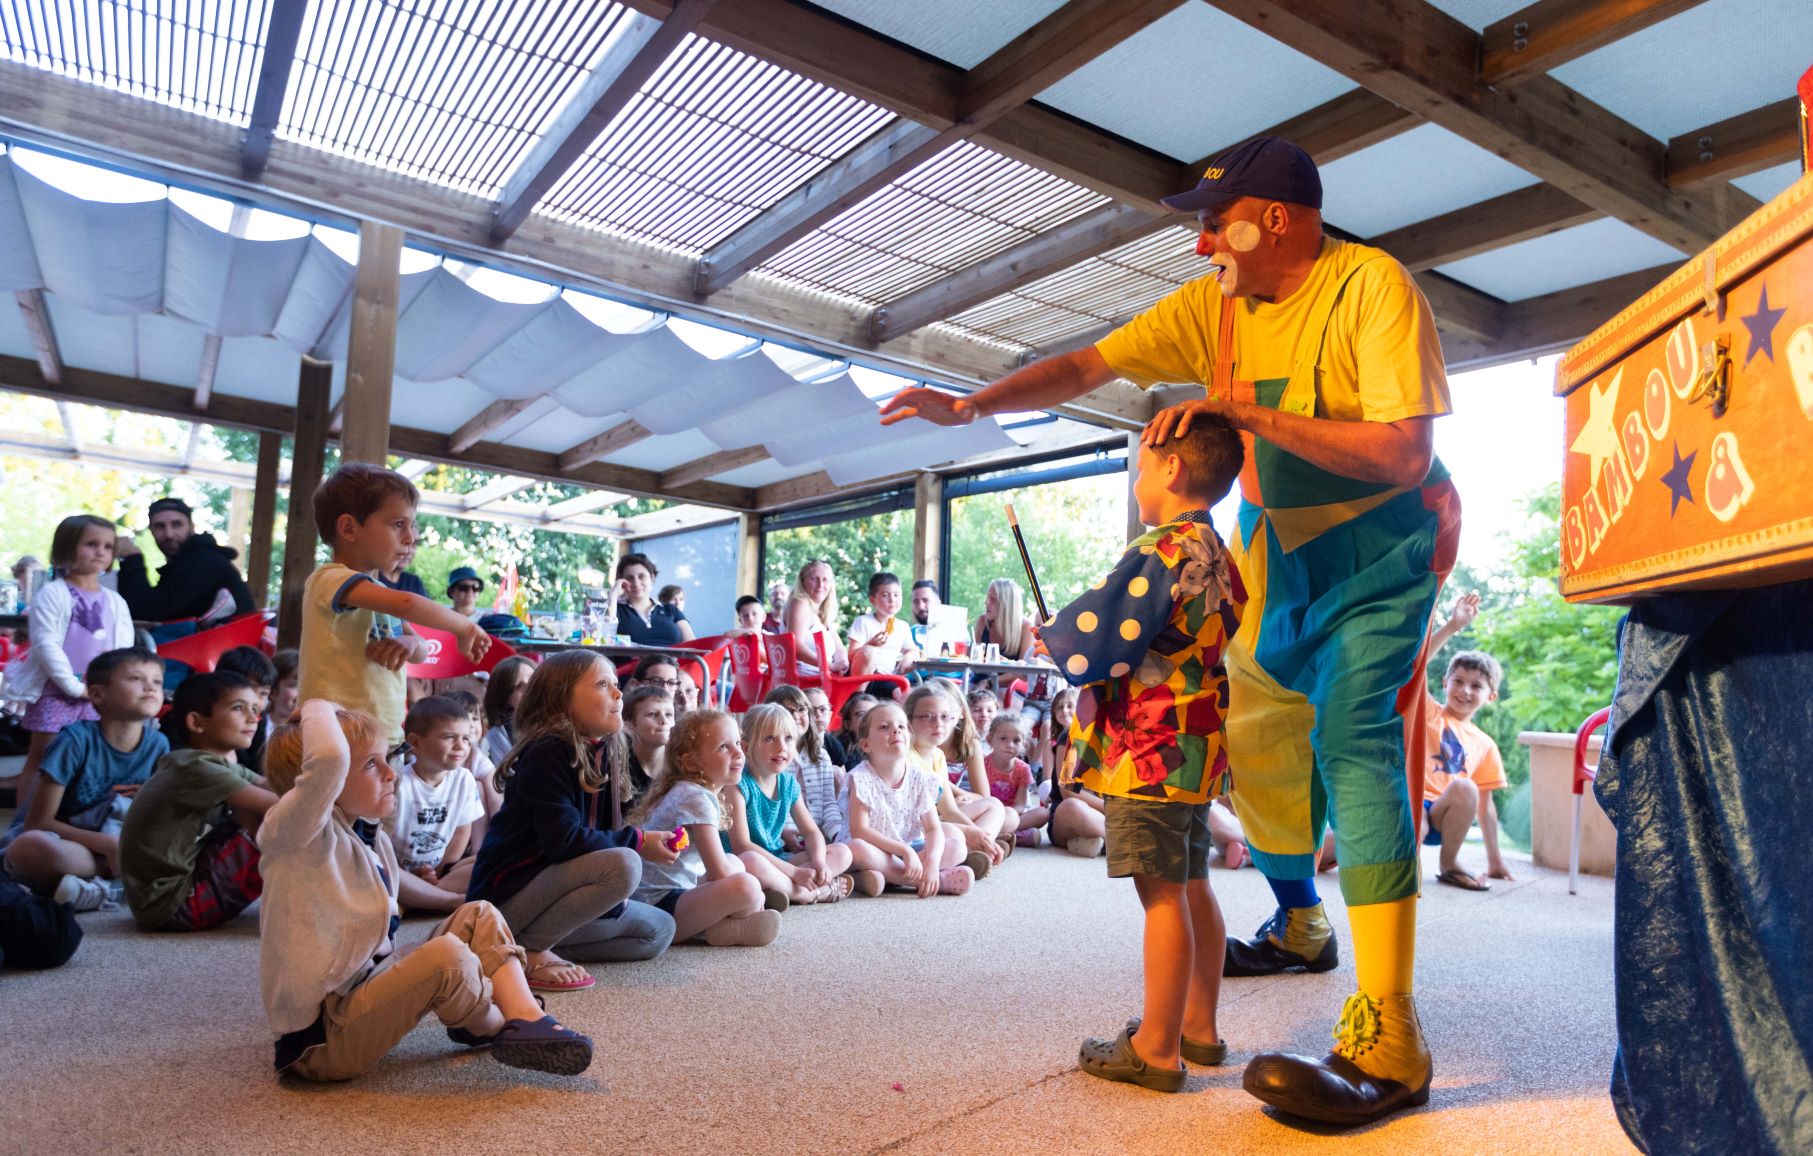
top-left (280, 1), bottom-right (637, 198)
top-left (760, 141), bottom-right (1110, 304)
top-left (0, 0), bottom-right (269, 122)
top-left (539, 36), bottom-right (894, 253)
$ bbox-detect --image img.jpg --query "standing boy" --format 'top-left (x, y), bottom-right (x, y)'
top-left (388, 696), bottom-right (486, 913)
top-left (2, 647), bottom-right (169, 910)
top-left (299, 463), bottom-right (491, 747)
top-left (1042, 416), bottom-right (1246, 1092)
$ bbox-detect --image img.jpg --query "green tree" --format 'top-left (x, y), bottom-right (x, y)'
top-left (946, 470), bottom-right (1129, 625)
top-left (763, 508), bottom-right (914, 627)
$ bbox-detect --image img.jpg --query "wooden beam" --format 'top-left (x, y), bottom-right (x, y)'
top-left (277, 357), bottom-right (331, 649)
top-left (1205, 0), bottom-right (1751, 252)
top-left (658, 445), bottom-right (769, 489)
top-left (544, 489), bottom-right (629, 518)
top-left (55, 399), bottom-right (81, 453)
top-left (491, 0), bottom-right (718, 240)
top-left (341, 219), bottom-right (402, 465)
top-left (912, 472), bottom-right (943, 584)
top-left (15, 288), bottom-right (61, 384)
top-left (1441, 262), bottom-right (1676, 370)
top-left (1371, 183), bottom-right (1601, 272)
top-left (619, 504), bottom-right (742, 539)
top-left (1666, 98), bottom-right (1801, 189)
top-left (1266, 88), bottom-right (1419, 164)
top-left (1414, 272), bottom-right (1503, 344)
top-left (450, 396), bottom-right (538, 454)
top-left (461, 476), bottom-right (536, 509)
top-left (247, 430), bottom-right (280, 608)
top-left (735, 513), bottom-right (762, 596)
top-left (241, 0), bottom-right (309, 174)
top-left (694, 0), bottom-right (1184, 295)
top-left (0, 354), bottom-right (754, 509)
top-left (1480, 0), bottom-right (1706, 87)
top-left (558, 420), bottom-right (654, 472)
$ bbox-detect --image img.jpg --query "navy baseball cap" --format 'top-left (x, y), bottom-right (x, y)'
top-left (1161, 136), bottom-right (1322, 213)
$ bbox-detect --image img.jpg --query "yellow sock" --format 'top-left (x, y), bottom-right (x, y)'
top-left (1348, 896), bottom-right (1417, 997)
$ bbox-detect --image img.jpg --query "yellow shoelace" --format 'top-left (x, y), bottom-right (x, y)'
top-left (1332, 991), bottom-right (1382, 1060)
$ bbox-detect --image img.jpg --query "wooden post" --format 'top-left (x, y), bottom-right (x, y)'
top-left (247, 430), bottom-right (281, 608)
top-left (340, 219), bottom-right (403, 466)
top-left (734, 513), bottom-right (762, 596)
top-left (226, 487), bottom-right (253, 563)
top-left (278, 358), bottom-right (332, 649)
top-left (1124, 432), bottom-right (1144, 541)
top-left (913, 472), bottom-right (944, 584)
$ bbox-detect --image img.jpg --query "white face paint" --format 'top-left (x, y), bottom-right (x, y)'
top-left (1224, 220), bottom-right (1261, 252)
top-left (1213, 254), bottom-right (1241, 298)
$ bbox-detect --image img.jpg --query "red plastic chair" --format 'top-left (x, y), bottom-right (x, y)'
top-left (672, 634), bottom-right (734, 709)
top-left (724, 632), bottom-right (771, 712)
top-left (404, 628), bottom-right (517, 680)
top-left (1570, 706), bottom-right (1612, 895)
top-left (765, 631), bottom-right (908, 714)
top-left (154, 612), bottom-right (273, 674)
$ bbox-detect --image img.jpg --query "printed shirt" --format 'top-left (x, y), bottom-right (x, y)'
top-left (298, 563), bottom-right (406, 743)
top-left (386, 763), bottom-right (484, 871)
top-left (1096, 238), bottom-right (1450, 536)
top-left (1422, 692), bottom-right (1508, 802)
top-left (1042, 512), bottom-right (1246, 805)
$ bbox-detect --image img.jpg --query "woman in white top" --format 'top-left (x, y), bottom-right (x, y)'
top-left (783, 560), bottom-right (848, 674)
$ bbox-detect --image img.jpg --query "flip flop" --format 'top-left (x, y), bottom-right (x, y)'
top-left (524, 957), bottom-right (596, 991)
top-left (1436, 867), bottom-right (1490, 892)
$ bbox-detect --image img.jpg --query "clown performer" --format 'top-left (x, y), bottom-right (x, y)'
top-left (881, 136), bottom-right (1460, 1126)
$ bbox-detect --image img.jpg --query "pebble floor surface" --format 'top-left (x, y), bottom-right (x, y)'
top-left (0, 828), bottom-right (1631, 1156)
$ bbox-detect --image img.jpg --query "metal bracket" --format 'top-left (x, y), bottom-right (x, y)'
top-left (1687, 335), bottom-right (1732, 418)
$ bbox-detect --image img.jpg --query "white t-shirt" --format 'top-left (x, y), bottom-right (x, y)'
top-left (847, 611), bottom-right (914, 674)
top-left (847, 760), bottom-right (939, 847)
top-left (387, 763), bottom-right (484, 872)
top-left (632, 780), bottom-right (721, 900)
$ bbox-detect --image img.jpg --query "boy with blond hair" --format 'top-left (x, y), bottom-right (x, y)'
top-left (1042, 415), bottom-right (1246, 1092)
top-left (298, 463), bottom-right (490, 746)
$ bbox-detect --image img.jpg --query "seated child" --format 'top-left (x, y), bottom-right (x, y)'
top-left (803, 686), bottom-right (844, 768)
top-left (268, 648), bottom-right (300, 729)
top-left (763, 685), bottom-right (845, 849)
top-left (0, 878), bottom-right (82, 970)
top-left (966, 687), bottom-right (998, 751)
top-left (1043, 413), bottom-right (1245, 1091)
top-left (844, 702), bottom-right (972, 898)
top-left (982, 714), bottom-right (1046, 848)
top-left (728, 704), bottom-right (858, 905)
top-left (2, 647), bottom-right (169, 911)
top-left (217, 645), bottom-right (277, 774)
top-left (630, 709), bottom-right (783, 946)
top-left (119, 671), bottom-right (277, 931)
top-left (260, 700), bottom-right (591, 1080)
top-left (619, 684), bottom-right (673, 811)
top-left (299, 462), bottom-right (492, 748)
top-left (481, 655), bottom-right (535, 768)
top-left (388, 695), bottom-right (485, 913)
top-left (904, 684), bottom-right (1006, 876)
top-left (1035, 686), bottom-right (1108, 857)
top-left (834, 693), bottom-right (877, 770)
top-left (847, 571), bottom-right (920, 677)
top-left (468, 651), bottom-right (681, 988)
top-left (1421, 593), bottom-right (1512, 890)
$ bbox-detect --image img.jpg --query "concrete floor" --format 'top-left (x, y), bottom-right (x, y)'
top-left (0, 807), bottom-right (1632, 1156)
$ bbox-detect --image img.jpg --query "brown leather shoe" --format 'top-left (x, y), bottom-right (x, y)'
top-left (1242, 992), bottom-right (1432, 1126)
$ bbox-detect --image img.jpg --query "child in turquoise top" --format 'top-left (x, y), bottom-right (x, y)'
top-left (726, 705), bottom-right (856, 905)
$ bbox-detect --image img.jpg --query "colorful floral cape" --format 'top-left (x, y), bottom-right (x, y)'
top-left (1041, 511), bottom-right (1245, 804)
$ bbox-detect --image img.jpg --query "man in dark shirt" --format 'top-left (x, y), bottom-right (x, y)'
top-left (114, 498), bottom-right (255, 624)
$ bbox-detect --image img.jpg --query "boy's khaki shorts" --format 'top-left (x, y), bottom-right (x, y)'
top-left (1104, 796), bottom-right (1211, 884)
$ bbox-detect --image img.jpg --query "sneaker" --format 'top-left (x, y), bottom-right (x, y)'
top-left (1066, 836), bottom-right (1104, 858)
top-left (1015, 827), bottom-right (1042, 848)
top-left (1224, 903), bottom-right (1338, 977)
top-left (704, 909), bottom-right (782, 946)
top-left (53, 874), bottom-right (119, 912)
top-left (936, 866), bottom-right (974, 895)
top-left (962, 850), bottom-right (992, 880)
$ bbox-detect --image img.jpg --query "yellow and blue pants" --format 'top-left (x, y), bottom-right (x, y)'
top-left (1224, 480), bottom-right (1460, 906)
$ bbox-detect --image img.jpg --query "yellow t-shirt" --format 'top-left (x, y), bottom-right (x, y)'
top-left (298, 563), bottom-right (406, 744)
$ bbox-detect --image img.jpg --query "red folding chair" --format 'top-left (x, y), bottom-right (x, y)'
top-left (725, 632), bottom-right (771, 711)
top-left (673, 634), bottom-right (734, 708)
top-left (1570, 706), bottom-right (1612, 896)
top-left (404, 628), bottom-right (517, 680)
top-left (153, 612), bottom-right (274, 674)
top-left (764, 631), bottom-right (908, 714)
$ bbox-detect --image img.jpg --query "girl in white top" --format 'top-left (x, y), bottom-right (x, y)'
top-left (629, 710), bottom-right (781, 947)
top-left (843, 703), bottom-right (972, 898)
top-left (9, 516), bottom-right (135, 813)
top-left (782, 560), bottom-right (847, 674)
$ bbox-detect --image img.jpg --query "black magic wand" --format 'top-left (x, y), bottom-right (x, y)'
top-left (1003, 502), bottom-right (1050, 623)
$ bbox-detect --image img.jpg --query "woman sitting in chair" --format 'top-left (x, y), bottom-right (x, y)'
top-left (782, 561), bottom-right (847, 675)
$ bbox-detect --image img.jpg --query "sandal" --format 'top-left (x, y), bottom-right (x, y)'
top-left (1436, 867), bottom-right (1490, 892)
top-left (449, 994), bottom-right (545, 1047)
top-left (1126, 1016), bottom-right (1228, 1065)
top-left (489, 1014), bottom-right (594, 1076)
top-left (1078, 1026), bottom-right (1185, 1092)
top-left (523, 956), bottom-right (595, 992)
top-left (817, 874), bottom-right (855, 903)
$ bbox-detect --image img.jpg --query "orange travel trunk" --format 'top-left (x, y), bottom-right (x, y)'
top-left (1556, 169), bottom-right (1813, 604)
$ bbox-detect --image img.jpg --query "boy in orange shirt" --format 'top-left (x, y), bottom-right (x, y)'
top-left (1422, 593), bottom-right (1511, 890)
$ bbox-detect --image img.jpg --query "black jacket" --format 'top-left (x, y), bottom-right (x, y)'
top-left (467, 736), bottom-right (643, 908)
top-left (117, 533), bottom-right (255, 622)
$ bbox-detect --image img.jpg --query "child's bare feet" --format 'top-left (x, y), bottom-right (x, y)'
top-left (522, 951), bottom-right (593, 991)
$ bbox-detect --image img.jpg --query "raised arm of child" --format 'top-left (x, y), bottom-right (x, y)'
top-left (259, 700), bottom-right (349, 852)
top-left (849, 792), bottom-right (919, 885)
top-left (339, 582), bottom-right (491, 668)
